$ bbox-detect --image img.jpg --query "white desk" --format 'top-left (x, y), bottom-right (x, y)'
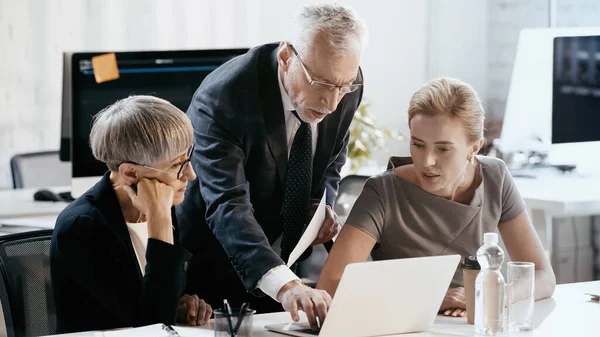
top-left (514, 171), bottom-right (600, 217)
top-left (0, 187), bottom-right (69, 230)
top-left (514, 172), bottom-right (600, 270)
top-left (43, 281), bottom-right (600, 337)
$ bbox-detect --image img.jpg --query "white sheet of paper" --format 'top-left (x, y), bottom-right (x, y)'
top-left (100, 323), bottom-right (212, 337)
top-left (100, 324), bottom-right (167, 337)
top-left (287, 190), bottom-right (327, 267)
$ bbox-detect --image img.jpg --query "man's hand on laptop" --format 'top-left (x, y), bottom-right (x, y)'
top-left (278, 280), bottom-right (332, 330)
top-left (440, 287), bottom-right (467, 317)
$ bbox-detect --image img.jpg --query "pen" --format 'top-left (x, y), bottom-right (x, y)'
top-left (162, 324), bottom-right (180, 336)
top-left (223, 299), bottom-right (235, 336)
top-left (233, 302), bottom-right (250, 335)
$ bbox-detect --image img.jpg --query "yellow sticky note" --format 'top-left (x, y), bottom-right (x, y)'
top-left (91, 53), bottom-right (120, 83)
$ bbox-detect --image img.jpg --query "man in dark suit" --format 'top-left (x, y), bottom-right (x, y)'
top-left (177, 4), bottom-right (368, 330)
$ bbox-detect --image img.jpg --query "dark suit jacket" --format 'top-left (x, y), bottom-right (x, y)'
top-left (51, 172), bottom-right (191, 333)
top-left (177, 42), bottom-right (363, 309)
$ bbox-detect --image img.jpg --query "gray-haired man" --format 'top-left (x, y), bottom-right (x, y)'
top-left (177, 4), bottom-right (368, 330)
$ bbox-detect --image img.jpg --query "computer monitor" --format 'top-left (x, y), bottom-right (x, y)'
top-left (69, 48), bottom-right (248, 197)
top-left (500, 28), bottom-right (600, 170)
top-left (552, 35), bottom-right (600, 144)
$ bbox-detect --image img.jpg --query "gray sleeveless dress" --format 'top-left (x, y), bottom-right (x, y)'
top-left (346, 156), bottom-right (525, 287)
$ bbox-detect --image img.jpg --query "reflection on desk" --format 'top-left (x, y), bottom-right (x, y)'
top-left (0, 216), bottom-right (58, 229)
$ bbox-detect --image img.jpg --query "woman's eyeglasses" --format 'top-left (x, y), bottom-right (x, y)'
top-left (119, 145), bottom-right (195, 180)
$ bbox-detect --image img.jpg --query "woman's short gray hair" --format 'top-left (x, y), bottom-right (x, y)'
top-left (289, 3), bottom-right (368, 57)
top-left (89, 95), bottom-right (193, 171)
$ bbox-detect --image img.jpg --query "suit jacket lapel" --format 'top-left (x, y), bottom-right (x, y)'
top-left (261, 48), bottom-right (288, 187)
top-left (312, 111), bottom-right (342, 191)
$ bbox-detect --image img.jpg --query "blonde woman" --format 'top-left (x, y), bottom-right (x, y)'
top-left (316, 78), bottom-right (556, 317)
top-left (51, 96), bottom-right (211, 333)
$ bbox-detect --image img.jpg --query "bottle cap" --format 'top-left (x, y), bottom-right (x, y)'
top-left (483, 232), bottom-right (498, 244)
top-left (461, 256), bottom-right (481, 270)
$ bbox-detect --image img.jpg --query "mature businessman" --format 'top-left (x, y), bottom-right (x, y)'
top-left (177, 4), bottom-right (368, 330)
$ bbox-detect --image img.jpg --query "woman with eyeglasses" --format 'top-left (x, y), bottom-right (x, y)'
top-left (51, 95), bottom-right (211, 333)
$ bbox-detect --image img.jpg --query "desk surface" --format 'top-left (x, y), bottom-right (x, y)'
top-left (44, 281), bottom-right (600, 337)
top-left (0, 187), bottom-right (69, 220)
top-left (514, 172), bottom-right (600, 216)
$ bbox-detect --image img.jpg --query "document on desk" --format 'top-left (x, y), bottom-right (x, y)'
top-left (287, 190), bottom-right (327, 267)
top-left (99, 323), bottom-right (213, 337)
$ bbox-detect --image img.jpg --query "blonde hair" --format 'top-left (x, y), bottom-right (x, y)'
top-left (408, 78), bottom-right (485, 143)
top-left (89, 95), bottom-right (193, 171)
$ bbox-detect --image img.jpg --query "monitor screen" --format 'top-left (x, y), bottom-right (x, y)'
top-left (70, 48), bottom-right (248, 180)
top-left (60, 52), bottom-right (73, 161)
top-left (552, 35), bottom-right (600, 144)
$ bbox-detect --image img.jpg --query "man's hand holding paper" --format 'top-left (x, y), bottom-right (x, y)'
top-left (310, 204), bottom-right (341, 246)
top-left (286, 191), bottom-right (342, 267)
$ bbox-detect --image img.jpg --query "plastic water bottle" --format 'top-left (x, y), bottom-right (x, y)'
top-left (474, 232), bottom-right (505, 335)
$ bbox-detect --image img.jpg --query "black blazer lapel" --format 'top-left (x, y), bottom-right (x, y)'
top-left (261, 48), bottom-right (288, 187)
top-left (89, 173), bottom-right (143, 281)
top-left (171, 207), bottom-right (180, 245)
top-left (311, 69), bottom-right (363, 195)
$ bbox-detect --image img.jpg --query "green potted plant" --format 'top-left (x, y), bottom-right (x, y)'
top-left (347, 102), bottom-right (404, 173)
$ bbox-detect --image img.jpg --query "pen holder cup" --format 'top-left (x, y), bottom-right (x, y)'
top-left (214, 308), bottom-right (256, 337)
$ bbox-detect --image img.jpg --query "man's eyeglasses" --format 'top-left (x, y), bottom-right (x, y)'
top-left (119, 145), bottom-right (194, 180)
top-left (289, 43), bottom-right (363, 94)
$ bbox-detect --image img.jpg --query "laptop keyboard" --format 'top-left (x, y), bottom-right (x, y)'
top-left (296, 328), bottom-right (320, 335)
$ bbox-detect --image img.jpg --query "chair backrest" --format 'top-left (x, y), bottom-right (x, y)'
top-left (0, 230), bottom-right (56, 337)
top-left (10, 151), bottom-right (71, 189)
top-left (333, 174), bottom-right (370, 224)
top-left (296, 174), bottom-right (371, 282)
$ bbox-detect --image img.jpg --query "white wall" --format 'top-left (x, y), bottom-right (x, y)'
top-left (0, 0), bottom-right (433, 189)
top-left (486, 0), bottom-right (551, 119)
top-left (486, 0), bottom-right (600, 120)
top-left (349, 0), bottom-right (430, 164)
top-left (0, 0), bottom-right (264, 188)
top-left (428, 0), bottom-right (489, 103)
top-left (2, 0), bottom-right (598, 189)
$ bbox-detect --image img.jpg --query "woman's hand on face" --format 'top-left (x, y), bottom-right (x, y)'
top-left (123, 178), bottom-right (174, 217)
top-left (440, 287), bottom-right (467, 317)
top-left (124, 178), bottom-right (175, 244)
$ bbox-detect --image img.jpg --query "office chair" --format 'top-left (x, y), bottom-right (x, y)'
top-left (0, 230), bottom-right (56, 337)
top-left (333, 174), bottom-right (370, 225)
top-left (10, 151), bottom-right (71, 189)
top-left (297, 174), bottom-right (370, 284)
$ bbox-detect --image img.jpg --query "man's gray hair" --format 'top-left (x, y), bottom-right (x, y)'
top-left (289, 3), bottom-right (368, 56)
top-left (89, 95), bottom-right (193, 171)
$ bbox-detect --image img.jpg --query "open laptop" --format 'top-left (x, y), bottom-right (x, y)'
top-left (266, 254), bottom-right (461, 337)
